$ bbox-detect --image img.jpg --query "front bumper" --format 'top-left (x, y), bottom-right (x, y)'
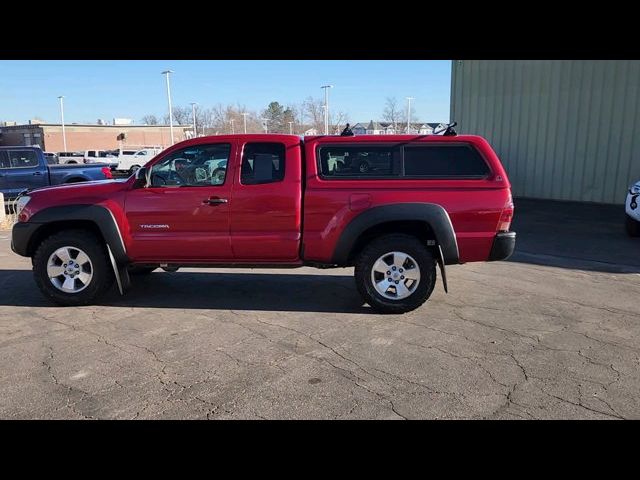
top-left (11, 221), bottom-right (40, 257)
top-left (488, 231), bottom-right (516, 261)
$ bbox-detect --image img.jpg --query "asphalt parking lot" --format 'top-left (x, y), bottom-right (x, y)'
top-left (0, 198), bottom-right (638, 419)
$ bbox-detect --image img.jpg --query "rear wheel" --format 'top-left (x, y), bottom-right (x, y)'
top-left (626, 214), bottom-right (640, 237)
top-left (354, 234), bottom-right (436, 314)
top-left (33, 229), bottom-right (114, 306)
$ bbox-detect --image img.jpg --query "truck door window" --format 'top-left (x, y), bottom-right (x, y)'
top-left (240, 142), bottom-right (285, 185)
top-left (149, 143), bottom-right (231, 187)
top-left (88, 151), bottom-right (96, 157)
top-left (7, 150), bottom-right (39, 168)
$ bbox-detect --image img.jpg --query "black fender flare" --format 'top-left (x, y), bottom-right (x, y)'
top-left (18, 204), bottom-right (128, 264)
top-left (331, 203), bottom-right (459, 265)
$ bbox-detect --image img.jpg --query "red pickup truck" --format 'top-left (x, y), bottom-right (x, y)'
top-left (11, 133), bottom-right (515, 313)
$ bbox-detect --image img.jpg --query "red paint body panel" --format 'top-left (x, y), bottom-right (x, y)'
top-left (19, 134), bottom-right (513, 266)
top-left (302, 135), bottom-right (511, 263)
top-left (229, 137), bottom-right (303, 261)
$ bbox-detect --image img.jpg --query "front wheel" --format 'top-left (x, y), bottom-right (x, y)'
top-left (354, 234), bottom-right (436, 314)
top-left (32, 229), bottom-right (114, 306)
top-left (129, 165), bottom-right (141, 175)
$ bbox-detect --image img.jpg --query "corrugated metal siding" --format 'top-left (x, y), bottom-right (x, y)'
top-left (451, 60), bottom-right (640, 204)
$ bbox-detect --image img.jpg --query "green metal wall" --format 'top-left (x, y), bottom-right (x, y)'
top-left (450, 60), bottom-right (640, 204)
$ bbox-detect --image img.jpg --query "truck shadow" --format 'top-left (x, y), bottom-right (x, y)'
top-left (0, 269), bottom-right (371, 313)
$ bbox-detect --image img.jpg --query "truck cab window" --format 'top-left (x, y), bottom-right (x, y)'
top-left (149, 144), bottom-right (231, 187)
top-left (8, 150), bottom-right (39, 168)
top-left (241, 142), bottom-right (285, 185)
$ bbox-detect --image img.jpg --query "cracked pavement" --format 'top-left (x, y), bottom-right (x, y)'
top-left (0, 198), bottom-right (639, 419)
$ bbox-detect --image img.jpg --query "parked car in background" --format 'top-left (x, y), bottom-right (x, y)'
top-left (1, 146), bottom-right (114, 206)
top-left (57, 152), bottom-right (86, 164)
top-left (83, 150), bottom-right (118, 168)
top-left (43, 152), bottom-right (59, 165)
top-left (11, 133), bottom-right (516, 313)
top-left (626, 180), bottom-right (640, 236)
top-left (115, 147), bottom-right (163, 174)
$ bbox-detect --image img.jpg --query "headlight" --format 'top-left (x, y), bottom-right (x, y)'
top-left (631, 183), bottom-right (640, 194)
top-left (15, 195), bottom-right (31, 215)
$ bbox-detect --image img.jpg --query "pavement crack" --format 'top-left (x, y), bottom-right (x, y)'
top-left (389, 401), bottom-right (407, 420)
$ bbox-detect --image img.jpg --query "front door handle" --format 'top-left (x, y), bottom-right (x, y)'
top-left (33, 171), bottom-right (43, 176)
top-left (203, 197), bottom-right (228, 205)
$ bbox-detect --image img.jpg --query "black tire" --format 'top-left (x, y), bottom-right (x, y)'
top-left (128, 266), bottom-right (157, 275)
top-left (354, 234), bottom-right (437, 314)
top-left (626, 214), bottom-right (640, 237)
top-left (129, 165), bottom-right (141, 175)
top-left (32, 229), bottom-right (114, 306)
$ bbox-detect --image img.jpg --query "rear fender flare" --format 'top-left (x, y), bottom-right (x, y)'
top-left (331, 203), bottom-right (459, 265)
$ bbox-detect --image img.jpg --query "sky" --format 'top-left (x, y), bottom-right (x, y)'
top-left (0, 60), bottom-right (452, 125)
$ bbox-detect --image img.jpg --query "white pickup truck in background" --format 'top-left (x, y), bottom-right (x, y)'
top-left (115, 146), bottom-right (163, 173)
top-left (83, 149), bottom-right (119, 166)
top-left (57, 150), bottom-right (118, 168)
top-left (57, 151), bottom-right (86, 164)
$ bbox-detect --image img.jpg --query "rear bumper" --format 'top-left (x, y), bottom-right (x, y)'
top-left (488, 231), bottom-right (516, 261)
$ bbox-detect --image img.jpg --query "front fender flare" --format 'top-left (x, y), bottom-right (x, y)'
top-left (20, 204), bottom-right (128, 264)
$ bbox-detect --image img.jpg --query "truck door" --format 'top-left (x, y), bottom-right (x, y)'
top-left (0, 149), bottom-right (48, 200)
top-left (124, 142), bottom-right (236, 262)
top-left (229, 138), bottom-right (302, 261)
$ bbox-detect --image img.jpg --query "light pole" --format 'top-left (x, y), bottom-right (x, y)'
top-left (57, 96), bottom-right (67, 151)
top-left (321, 105), bottom-right (327, 134)
top-left (406, 96), bottom-right (415, 134)
top-left (241, 112), bottom-right (248, 134)
top-left (230, 119), bottom-right (235, 134)
top-left (190, 102), bottom-right (197, 138)
top-left (288, 121), bottom-right (293, 134)
top-left (321, 85), bottom-right (333, 135)
top-left (162, 70), bottom-right (175, 145)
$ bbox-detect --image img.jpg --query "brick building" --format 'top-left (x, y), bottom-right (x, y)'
top-left (0, 123), bottom-right (193, 152)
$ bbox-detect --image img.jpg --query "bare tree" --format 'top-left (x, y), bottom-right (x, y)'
top-left (330, 111), bottom-right (349, 134)
top-left (141, 114), bottom-right (159, 125)
top-left (164, 106), bottom-right (192, 126)
top-left (382, 97), bottom-right (401, 129)
top-left (301, 96), bottom-right (325, 133)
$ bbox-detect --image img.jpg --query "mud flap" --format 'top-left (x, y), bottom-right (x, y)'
top-left (107, 244), bottom-right (130, 295)
top-left (436, 245), bottom-right (448, 293)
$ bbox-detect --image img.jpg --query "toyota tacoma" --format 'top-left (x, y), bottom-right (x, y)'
top-left (11, 132), bottom-right (516, 313)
